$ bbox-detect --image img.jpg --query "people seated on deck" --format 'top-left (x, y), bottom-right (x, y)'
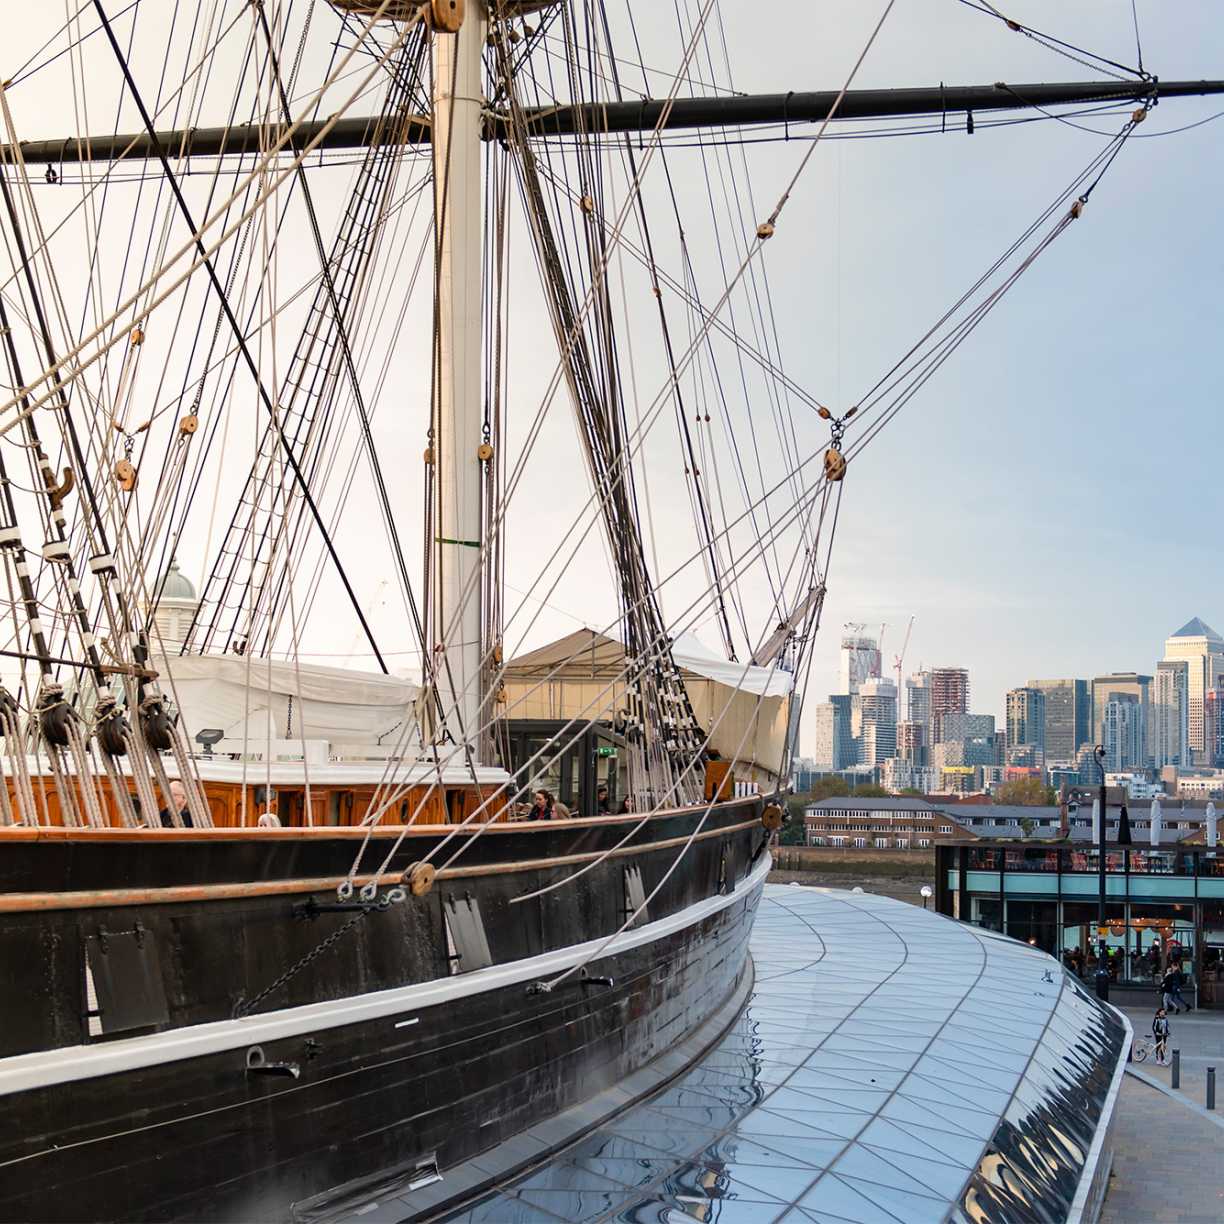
top-left (527, 789), bottom-right (570, 820)
top-left (594, 783), bottom-right (611, 816)
top-left (617, 794), bottom-right (635, 814)
top-left (158, 780), bottom-right (193, 828)
top-left (256, 811), bottom-right (282, 828)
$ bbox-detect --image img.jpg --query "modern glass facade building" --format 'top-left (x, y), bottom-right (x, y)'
top-left (1029, 677), bottom-right (1090, 766)
top-left (450, 884), bottom-right (1129, 1224)
top-left (937, 836), bottom-right (1224, 1003)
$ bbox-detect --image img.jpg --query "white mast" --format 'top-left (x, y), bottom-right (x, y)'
top-left (431, 1), bottom-right (488, 757)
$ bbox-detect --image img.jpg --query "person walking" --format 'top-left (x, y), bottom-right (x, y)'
top-left (1161, 965), bottom-right (1190, 1014)
top-left (1152, 1007), bottom-right (1171, 1066)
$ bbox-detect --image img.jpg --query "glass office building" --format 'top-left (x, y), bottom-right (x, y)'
top-left (937, 837), bottom-right (1224, 1000)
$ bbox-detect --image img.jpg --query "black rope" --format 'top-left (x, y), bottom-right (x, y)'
top-left (92, 0), bottom-right (388, 672)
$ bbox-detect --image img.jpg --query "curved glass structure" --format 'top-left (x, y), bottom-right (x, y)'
top-left (435, 883), bottom-right (1127, 1224)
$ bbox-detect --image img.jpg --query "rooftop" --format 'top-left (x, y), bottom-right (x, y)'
top-left (1170, 616), bottom-right (1222, 641)
top-left (807, 797), bottom-right (936, 812)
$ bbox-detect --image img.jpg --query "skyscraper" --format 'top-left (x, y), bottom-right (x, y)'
top-left (1162, 618), bottom-right (1224, 764)
top-left (1102, 695), bottom-right (1142, 772)
top-left (929, 667), bottom-right (969, 743)
top-left (1006, 687), bottom-right (1046, 766)
top-left (1027, 678), bottom-right (1089, 764)
top-left (1206, 688), bottom-right (1224, 767)
top-left (906, 670), bottom-right (931, 722)
top-left (813, 697), bottom-right (854, 771)
top-left (1153, 660), bottom-right (1189, 768)
top-left (1091, 673), bottom-right (1152, 767)
top-left (897, 720), bottom-right (926, 766)
top-left (839, 634), bottom-right (881, 696)
top-left (857, 678), bottom-right (897, 766)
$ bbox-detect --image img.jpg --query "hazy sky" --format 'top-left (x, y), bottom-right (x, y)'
top-left (713, 0), bottom-right (1224, 734)
top-left (3, 2), bottom-right (1222, 751)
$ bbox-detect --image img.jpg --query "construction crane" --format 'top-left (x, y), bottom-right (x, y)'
top-left (878, 623), bottom-right (887, 678)
top-left (893, 615), bottom-right (915, 713)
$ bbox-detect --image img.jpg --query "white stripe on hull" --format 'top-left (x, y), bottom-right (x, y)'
top-left (0, 854), bottom-right (770, 1099)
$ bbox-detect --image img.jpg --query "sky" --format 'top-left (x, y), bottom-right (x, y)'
top-left (1, 2), bottom-right (1222, 749)
top-left (707, 0), bottom-right (1224, 732)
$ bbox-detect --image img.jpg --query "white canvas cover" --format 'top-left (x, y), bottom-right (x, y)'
top-left (669, 631), bottom-right (794, 698)
top-left (504, 629), bottom-right (794, 783)
top-left (155, 654), bottom-right (420, 748)
top-left (506, 629), bottom-right (793, 697)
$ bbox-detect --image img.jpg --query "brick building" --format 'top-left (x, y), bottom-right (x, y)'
top-left (803, 797), bottom-right (975, 850)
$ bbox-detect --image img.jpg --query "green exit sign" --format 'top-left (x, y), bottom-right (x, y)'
top-left (596, 747), bottom-right (617, 758)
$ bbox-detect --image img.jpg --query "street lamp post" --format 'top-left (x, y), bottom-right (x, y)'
top-left (920, 885), bottom-right (933, 910)
top-left (1094, 745), bottom-right (1110, 1001)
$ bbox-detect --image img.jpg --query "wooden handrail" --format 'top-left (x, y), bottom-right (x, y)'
top-left (0, 797), bottom-right (760, 842)
top-left (0, 819), bottom-right (761, 912)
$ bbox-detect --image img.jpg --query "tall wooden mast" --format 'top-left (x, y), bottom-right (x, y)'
top-left (430, 1), bottom-right (488, 756)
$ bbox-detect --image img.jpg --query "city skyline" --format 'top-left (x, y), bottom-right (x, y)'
top-left (805, 613), bottom-right (1224, 783)
top-left (806, 611), bottom-right (1224, 750)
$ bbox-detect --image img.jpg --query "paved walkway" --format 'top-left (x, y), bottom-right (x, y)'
top-left (1100, 1005), bottom-right (1224, 1223)
top-left (1120, 1005), bottom-right (1224, 1114)
top-left (1102, 1076), bottom-right (1224, 1223)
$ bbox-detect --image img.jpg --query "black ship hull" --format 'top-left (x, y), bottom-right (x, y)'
top-left (0, 801), bottom-right (767, 1221)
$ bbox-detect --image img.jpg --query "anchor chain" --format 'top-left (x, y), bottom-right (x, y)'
top-left (233, 887), bottom-right (406, 1018)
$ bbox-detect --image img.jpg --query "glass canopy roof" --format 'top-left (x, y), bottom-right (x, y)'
top-left (438, 883), bottom-right (1126, 1224)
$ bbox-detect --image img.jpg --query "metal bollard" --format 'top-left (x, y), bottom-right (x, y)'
top-left (1208, 1067), bottom-right (1216, 1112)
top-left (1172, 1049), bottom-right (1180, 1089)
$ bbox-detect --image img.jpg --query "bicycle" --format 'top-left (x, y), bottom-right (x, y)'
top-left (1132, 1035), bottom-right (1169, 1065)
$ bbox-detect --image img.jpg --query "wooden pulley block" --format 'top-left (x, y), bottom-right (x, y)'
top-left (491, 642), bottom-right (503, 666)
top-left (423, 445), bottom-right (435, 465)
top-left (130, 326), bottom-right (145, 347)
top-left (823, 447), bottom-right (846, 482)
top-left (179, 414), bottom-right (198, 436)
top-left (403, 861), bottom-right (437, 896)
top-left (431, 0), bottom-right (463, 33)
top-left (761, 802), bottom-right (784, 832)
top-left (115, 459), bottom-right (137, 491)
top-left (477, 442), bottom-right (494, 461)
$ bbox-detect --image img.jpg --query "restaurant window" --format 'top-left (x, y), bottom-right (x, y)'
top-left (1128, 849), bottom-right (1194, 876)
top-left (1005, 900), bottom-right (1058, 954)
top-left (1062, 848), bottom-right (1124, 874)
top-left (1004, 847), bottom-right (1058, 872)
top-left (971, 897), bottom-right (1002, 932)
top-left (968, 847), bottom-right (1001, 870)
top-left (1203, 901), bottom-right (1224, 980)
